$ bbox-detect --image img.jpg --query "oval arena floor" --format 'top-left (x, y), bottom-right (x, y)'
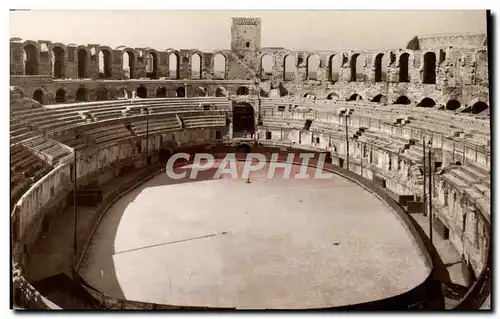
top-left (78, 161), bottom-right (431, 309)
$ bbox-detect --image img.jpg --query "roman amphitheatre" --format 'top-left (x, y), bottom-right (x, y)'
top-left (10, 15), bottom-right (490, 310)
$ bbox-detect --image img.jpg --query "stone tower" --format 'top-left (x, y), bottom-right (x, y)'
top-left (231, 17), bottom-right (261, 74)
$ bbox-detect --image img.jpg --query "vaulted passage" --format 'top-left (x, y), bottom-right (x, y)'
top-left (32, 89), bottom-right (44, 104)
top-left (123, 51), bottom-right (135, 79)
top-left (399, 53), bottom-right (409, 82)
top-left (23, 44), bottom-right (38, 75)
top-left (146, 52), bottom-right (158, 79)
top-left (371, 94), bottom-right (387, 103)
top-left (374, 54), bottom-right (384, 82)
top-left (77, 49), bottom-right (88, 78)
top-left (260, 54), bottom-right (273, 80)
top-left (213, 54), bottom-right (226, 80)
top-left (350, 54), bottom-right (360, 82)
top-left (156, 87), bottom-right (167, 98)
top-left (445, 100), bottom-right (461, 111)
top-left (99, 50), bottom-right (112, 78)
top-left (169, 53), bottom-right (179, 79)
top-left (328, 54), bottom-right (341, 83)
top-left (52, 47), bottom-right (65, 78)
top-left (469, 101), bottom-right (489, 114)
top-left (394, 96), bottom-right (411, 105)
top-left (307, 54), bottom-right (320, 80)
top-left (348, 94), bottom-right (362, 101)
top-left (137, 86), bottom-right (147, 98)
top-left (176, 87), bottom-right (185, 98)
top-left (284, 54), bottom-right (296, 81)
top-left (215, 87), bottom-right (226, 97)
top-left (75, 88), bottom-right (88, 102)
top-left (55, 88), bottom-right (66, 103)
top-left (327, 93), bottom-right (339, 100)
top-left (232, 102), bottom-right (255, 138)
top-left (117, 88), bottom-right (129, 99)
top-left (237, 86), bottom-right (249, 96)
top-left (417, 98), bottom-right (436, 108)
top-left (96, 87), bottom-right (109, 101)
top-left (423, 52), bottom-right (436, 84)
top-left (191, 54), bottom-right (202, 79)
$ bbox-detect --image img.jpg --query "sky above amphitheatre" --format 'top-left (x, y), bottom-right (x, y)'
top-left (10, 10), bottom-right (487, 51)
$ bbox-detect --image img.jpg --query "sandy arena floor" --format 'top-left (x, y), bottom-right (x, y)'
top-left (78, 161), bottom-right (431, 309)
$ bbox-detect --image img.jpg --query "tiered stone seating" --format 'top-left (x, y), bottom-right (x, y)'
top-left (261, 115), bottom-right (306, 130)
top-left (178, 110), bottom-right (227, 129)
top-left (53, 134), bottom-right (90, 151)
top-left (10, 144), bottom-right (53, 203)
top-left (77, 122), bottom-right (135, 146)
top-left (129, 114), bottom-right (181, 136)
top-left (10, 116), bottom-right (42, 145)
top-left (13, 98), bottom-right (231, 133)
top-left (441, 162), bottom-right (490, 214)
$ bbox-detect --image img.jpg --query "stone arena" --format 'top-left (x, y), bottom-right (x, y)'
top-left (10, 15), bottom-right (491, 310)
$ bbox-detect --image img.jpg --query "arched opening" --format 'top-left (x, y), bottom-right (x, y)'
top-left (191, 53), bottom-right (202, 79)
top-left (469, 101), bottom-right (489, 114)
top-left (32, 89), bottom-right (44, 104)
top-left (123, 51), bottom-right (135, 79)
top-left (75, 88), bottom-right (88, 102)
top-left (169, 53), bottom-right (179, 79)
top-left (371, 94), bottom-right (387, 103)
top-left (374, 53), bottom-right (384, 82)
top-left (55, 88), bottom-right (66, 103)
top-left (394, 96), bottom-right (411, 105)
top-left (328, 54), bottom-right (341, 83)
top-left (439, 49), bottom-right (446, 65)
top-left (399, 53), bottom-right (410, 83)
top-left (283, 55), bottom-right (296, 81)
top-left (445, 100), bottom-right (461, 111)
top-left (326, 92), bottom-right (339, 100)
top-left (423, 52), bottom-right (436, 84)
top-left (116, 88), bottom-right (129, 99)
top-left (213, 53), bottom-right (226, 80)
top-left (146, 52), bottom-right (158, 79)
top-left (348, 94), bottom-right (362, 101)
top-left (136, 86), bottom-right (148, 98)
top-left (77, 49), bottom-right (88, 78)
top-left (350, 53), bottom-right (360, 82)
top-left (260, 54), bottom-right (273, 80)
top-left (52, 47), bottom-right (65, 78)
top-left (156, 87), bottom-right (167, 98)
top-left (215, 87), bottom-right (226, 97)
top-left (99, 50), bottom-right (112, 78)
top-left (196, 87), bottom-right (206, 97)
top-left (232, 102), bottom-right (255, 138)
top-left (23, 44), bottom-right (38, 75)
top-left (237, 86), bottom-right (249, 96)
top-left (176, 86), bottom-right (185, 98)
top-left (306, 54), bottom-right (320, 80)
top-left (96, 87), bottom-right (109, 101)
top-left (278, 83), bottom-right (289, 97)
top-left (417, 97), bottom-right (436, 108)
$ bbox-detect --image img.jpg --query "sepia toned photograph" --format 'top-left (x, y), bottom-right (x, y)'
top-left (9, 9), bottom-right (491, 311)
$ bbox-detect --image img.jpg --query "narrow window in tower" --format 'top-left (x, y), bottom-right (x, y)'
top-left (246, 42), bottom-right (250, 48)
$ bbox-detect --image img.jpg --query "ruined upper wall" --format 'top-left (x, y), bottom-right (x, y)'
top-left (407, 34), bottom-right (487, 50)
